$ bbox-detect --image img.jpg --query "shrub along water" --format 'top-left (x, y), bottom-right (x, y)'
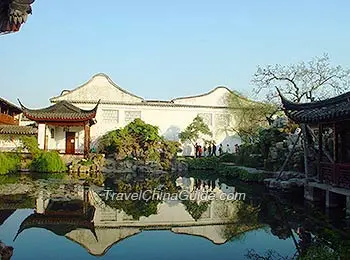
top-left (30, 151), bottom-right (67, 173)
top-left (186, 157), bottom-right (266, 182)
top-left (0, 152), bottom-right (20, 175)
top-left (21, 136), bottom-right (67, 173)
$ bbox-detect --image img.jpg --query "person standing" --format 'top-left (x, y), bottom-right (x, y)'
top-left (218, 144), bottom-right (223, 156)
top-left (194, 143), bottom-right (199, 158)
top-left (226, 144), bottom-right (231, 153)
top-left (198, 145), bottom-right (203, 158)
top-left (212, 143), bottom-right (217, 156)
top-left (208, 144), bottom-right (212, 157)
top-left (235, 144), bottom-right (239, 153)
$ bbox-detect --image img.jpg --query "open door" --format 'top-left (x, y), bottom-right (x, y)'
top-left (65, 132), bottom-right (75, 154)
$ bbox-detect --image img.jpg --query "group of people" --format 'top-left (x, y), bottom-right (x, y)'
top-left (194, 142), bottom-right (235, 158)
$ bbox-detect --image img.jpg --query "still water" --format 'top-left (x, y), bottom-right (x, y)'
top-left (0, 174), bottom-right (347, 259)
top-left (1, 209), bottom-right (295, 260)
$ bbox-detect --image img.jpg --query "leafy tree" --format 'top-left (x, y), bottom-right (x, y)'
top-left (178, 116), bottom-right (212, 145)
top-left (226, 92), bottom-right (279, 140)
top-left (252, 54), bottom-right (350, 103)
top-left (182, 200), bottom-right (209, 221)
top-left (20, 136), bottom-right (41, 158)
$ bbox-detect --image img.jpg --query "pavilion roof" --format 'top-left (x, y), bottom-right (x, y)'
top-left (14, 213), bottom-right (97, 241)
top-left (278, 89), bottom-right (350, 124)
top-left (0, 125), bottom-right (37, 135)
top-left (0, 209), bottom-right (15, 226)
top-left (0, 97), bottom-right (22, 114)
top-left (14, 202), bottom-right (96, 241)
top-left (18, 100), bottom-right (100, 123)
top-left (0, 0), bottom-right (35, 34)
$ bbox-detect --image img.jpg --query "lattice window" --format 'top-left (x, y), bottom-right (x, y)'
top-left (198, 113), bottom-right (213, 126)
top-left (102, 109), bottom-right (119, 123)
top-left (125, 111), bottom-right (141, 124)
top-left (215, 114), bottom-right (231, 128)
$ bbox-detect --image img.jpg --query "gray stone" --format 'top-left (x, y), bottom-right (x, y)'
top-left (276, 142), bottom-right (284, 150)
top-left (126, 173), bottom-right (133, 181)
top-left (289, 178), bottom-right (305, 187)
top-left (264, 178), bottom-right (275, 186)
top-left (268, 179), bottom-right (281, 189)
top-left (280, 181), bottom-right (291, 190)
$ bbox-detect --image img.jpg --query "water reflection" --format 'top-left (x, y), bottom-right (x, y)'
top-left (1, 174), bottom-right (348, 259)
top-left (0, 176), bottom-right (267, 257)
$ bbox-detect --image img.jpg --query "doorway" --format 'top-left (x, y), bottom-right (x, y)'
top-left (65, 132), bottom-right (75, 154)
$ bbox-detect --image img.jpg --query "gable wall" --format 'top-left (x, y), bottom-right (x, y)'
top-left (173, 87), bottom-right (230, 107)
top-left (52, 75), bottom-right (143, 103)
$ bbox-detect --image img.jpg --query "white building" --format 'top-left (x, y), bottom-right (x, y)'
top-left (22, 73), bottom-right (243, 155)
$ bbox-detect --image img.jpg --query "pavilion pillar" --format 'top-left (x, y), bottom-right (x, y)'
top-left (318, 124), bottom-right (323, 181)
top-left (346, 196), bottom-right (350, 215)
top-left (301, 124), bottom-right (309, 183)
top-left (37, 123), bottom-right (46, 150)
top-left (325, 190), bottom-right (338, 208)
top-left (84, 123), bottom-right (90, 156)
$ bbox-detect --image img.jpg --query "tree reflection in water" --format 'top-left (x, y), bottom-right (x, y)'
top-left (2, 172), bottom-right (350, 258)
top-left (222, 202), bottom-right (263, 242)
top-left (104, 175), bottom-right (176, 220)
top-left (244, 193), bottom-right (350, 259)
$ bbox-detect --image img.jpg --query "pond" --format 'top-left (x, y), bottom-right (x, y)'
top-left (0, 172), bottom-right (349, 259)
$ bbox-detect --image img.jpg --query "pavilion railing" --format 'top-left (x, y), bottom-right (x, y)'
top-left (0, 113), bottom-right (19, 125)
top-left (320, 162), bottom-right (350, 189)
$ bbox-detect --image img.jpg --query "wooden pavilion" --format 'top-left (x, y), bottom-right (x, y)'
top-left (0, 97), bottom-right (22, 125)
top-left (19, 100), bottom-right (99, 156)
top-left (279, 90), bottom-right (350, 209)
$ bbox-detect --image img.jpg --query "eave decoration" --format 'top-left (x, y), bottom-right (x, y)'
top-left (0, 0), bottom-right (35, 34)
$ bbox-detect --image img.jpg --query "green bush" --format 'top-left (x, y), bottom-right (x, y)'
top-left (20, 136), bottom-right (41, 158)
top-left (0, 152), bottom-right (20, 174)
top-left (0, 174), bottom-right (21, 184)
top-left (236, 168), bottom-right (266, 182)
top-left (186, 157), bottom-right (220, 170)
top-left (234, 144), bottom-right (264, 168)
top-left (219, 153), bottom-right (237, 163)
top-left (218, 165), bottom-right (266, 182)
top-left (98, 119), bottom-right (180, 169)
top-left (217, 165), bottom-right (239, 178)
top-left (30, 151), bottom-right (67, 173)
top-left (79, 159), bottom-right (93, 166)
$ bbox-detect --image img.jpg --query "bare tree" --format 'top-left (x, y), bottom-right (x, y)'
top-left (252, 54), bottom-right (350, 103)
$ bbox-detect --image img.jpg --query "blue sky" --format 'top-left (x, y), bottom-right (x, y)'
top-left (1, 0), bottom-right (350, 107)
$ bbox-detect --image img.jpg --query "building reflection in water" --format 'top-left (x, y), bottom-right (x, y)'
top-left (11, 178), bottom-right (260, 256)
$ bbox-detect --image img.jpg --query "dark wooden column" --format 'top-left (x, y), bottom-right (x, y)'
top-left (333, 123), bottom-right (339, 185)
top-left (301, 124), bottom-right (309, 183)
top-left (334, 123), bottom-right (339, 162)
top-left (84, 122), bottom-right (90, 156)
top-left (318, 124), bottom-right (323, 182)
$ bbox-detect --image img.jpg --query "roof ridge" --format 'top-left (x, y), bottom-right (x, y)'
top-left (278, 88), bottom-right (350, 111)
top-left (171, 86), bottom-right (233, 102)
top-left (50, 73), bottom-right (144, 102)
top-left (0, 97), bottom-right (22, 113)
